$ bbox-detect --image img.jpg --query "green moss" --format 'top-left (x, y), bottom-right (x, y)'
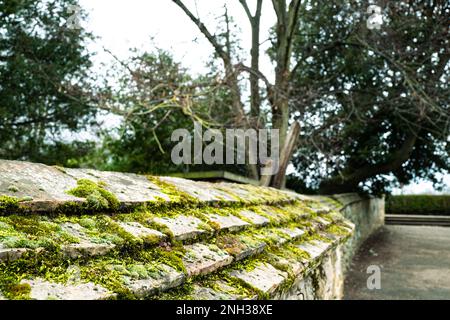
top-left (8, 283), bottom-right (31, 300)
top-left (0, 195), bottom-right (20, 215)
top-left (0, 215), bottom-right (80, 249)
top-left (67, 179), bottom-right (120, 212)
top-left (7, 185), bottom-right (19, 193)
top-left (325, 224), bottom-right (352, 238)
top-left (146, 176), bottom-right (199, 206)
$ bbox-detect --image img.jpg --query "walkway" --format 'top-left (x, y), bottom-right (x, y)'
top-left (344, 225), bottom-right (450, 300)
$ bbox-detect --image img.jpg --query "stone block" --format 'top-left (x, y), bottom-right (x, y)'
top-left (207, 214), bottom-right (249, 232)
top-left (60, 223), bottom-right (115, 258)
top-left (297, 240), bottom-right (331, 260)
top-left (183, 243), bottom-right (233, 277)
top-left (0, 248), bottom-right (28, 262)
top-left (118, 222), bottom-right (166, 242)
top-left (23, 279), bottom-right (112, 300)
top-left (62, 243), bottom-right (115, 259)
top-left (154, 215), bottom-right (209, 241)
top-left (64, 168), bottom-right (170, 203)
top-left (238, 210), bottom-right (270, 226)
top-left (192, 281), bottom-right (250, 300)
top-left (122, 264), bottom-right (185, 297)
top-left (217, 234), bottom-right (266, 261)
top-left (159, 177), bottom-right (236, 202)
top-left (229, 263), bottom-right (288, 296)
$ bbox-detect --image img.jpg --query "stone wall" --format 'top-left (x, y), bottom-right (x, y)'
top-left (0, 160), bottom-right (382, 300)
top-left (332, 194), bottom-right (385, 270)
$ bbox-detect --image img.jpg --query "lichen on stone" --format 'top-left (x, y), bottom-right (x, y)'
top-left (66, 179), bottom-right (120, 212)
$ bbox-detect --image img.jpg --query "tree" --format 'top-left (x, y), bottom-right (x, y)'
top-left (91, 48), bottom-right (250, 175)
top-left (169, 0), bottom-right (304, 188)
top-left (288, 0), bottom-right (449, 194)
top-left (0, 0), bottom-right (95, 163)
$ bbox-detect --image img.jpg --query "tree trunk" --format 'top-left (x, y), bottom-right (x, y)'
top-left (271, 121), bottom-right (301, 189)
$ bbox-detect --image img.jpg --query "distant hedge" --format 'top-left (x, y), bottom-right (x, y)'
top-left (386, 195), bottom-right (450, 215)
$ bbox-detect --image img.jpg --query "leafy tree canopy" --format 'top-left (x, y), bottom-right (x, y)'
top-left (0, 0), bottom-right (95, 163)
top-left (288, 0), bottom-right (449, 195)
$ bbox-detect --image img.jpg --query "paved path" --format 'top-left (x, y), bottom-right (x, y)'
top-left (344, 225), bottom-right (450, 300)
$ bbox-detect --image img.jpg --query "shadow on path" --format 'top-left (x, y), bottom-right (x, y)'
top-left (344, 225), bottom-right (450, 300)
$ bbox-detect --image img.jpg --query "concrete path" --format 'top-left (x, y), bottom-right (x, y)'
top-left (344, 225), bottom-right (450, 300)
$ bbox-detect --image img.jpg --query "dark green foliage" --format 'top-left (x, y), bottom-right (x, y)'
top-left (0, 0), bottom-right (95, 163)
top-left (84, 49), bottom-right (248, 176)
top-left (386, 195), bottom-right (450, 216)
top-left (289, 0), bottom-right (449, 195)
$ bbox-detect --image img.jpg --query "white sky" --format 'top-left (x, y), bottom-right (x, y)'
top-left (76, 0), bottom-right (449, 194)
top-left (79, 0), bottom-right (276, 79)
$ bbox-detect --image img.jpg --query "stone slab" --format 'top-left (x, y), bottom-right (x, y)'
top-left (154, 215), bottom-right (208, 241)
top-left (207, 214), bottom-right (249, 232)
top-left (297, 240), bottom-right (331, 260)
top-left (62, 243), bottom-right (115, 259)
top-left (183, 243), bottom-right (233, 277)
top-left (230, 263), bottom-right (288, 296)
top-left (279, 227), bottom-right (306, 240)
top-left (159, 177), bottom-right (237, 202)
top-left (217, 234), bottom-right (266, 261)
top-left (60, 223), bottom-right (115, 258)
top-left (0, 248), bottom-right (28, 262)
top-left (122, 265), bottom-right (185, 297)
top-left (238, 210), bottom-right (270, 226)
top-left (23, 279), bottom-right (112, 300)
top-left (118, 222), bottom-right (166, 242)
top-left (64, 168), bottom-right (170, 202)
top-left (192, 281), bottom-right (250, 300)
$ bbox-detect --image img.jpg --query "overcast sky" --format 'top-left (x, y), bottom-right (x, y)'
top-left (76, 0), bottom-right (449, 194)
top-left (78, 0), bottom-right (276, 78)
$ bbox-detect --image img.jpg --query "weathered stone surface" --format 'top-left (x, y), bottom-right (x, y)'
top-left (64, 168), bottom-right (170, 203)
top-left (252, 226), bottom-right (305, 247)
top-left (230, 263), bottom-right (288, 296)
top-left (60, 223), bottom-right (115, 258)
top-left (215, 183), bottom-right (266, 202)
top-left (122, 264), bottom-right (185, 297)
top-left (62, 243), bottom-right (115, 259)
top-left (279, 227), bottom-right (306, 240)
top-left (238, 210), bottom-right (270, 226)
top-left (253, 229), bottom-right (290, 246)
top-left (297, 240), bottom-right (331, 260)
top-left (192, 281), bottom-right (250, 300)
top-left (0, 248), bottom-right (28, 262)
top-left (0, 160), bottom-right (82, 211)
top-left (0, 160), bottom-right (314, 214)
top-left (118, 222), bottom-right (165, 242)
top-left (258, 207), bottom-right (291, 224)
top-left (159, 177), bottom-right (236, 202)
top-left (0, 160), bottom-right (375, 301)
top-left (154, 215), bottom-right (208, 241)
top-left (207, 214), bottom-right (249, 232)
top-left (23, 279), bottom-right (112, 300)
top-left (315, 216), bottom-right (332, 227)
top-left (183, 243), bottom-right (233, 277)
top-left (217, 234), bottom-right (266, 261)
top-left (267, 252), bottom-right (306, 278)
